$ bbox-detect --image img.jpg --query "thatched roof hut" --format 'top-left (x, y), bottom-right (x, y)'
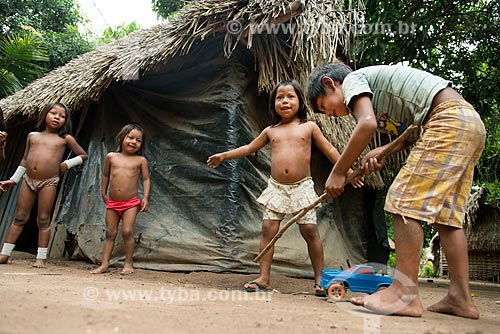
top-left (0, 0), bottom-right (391, 276)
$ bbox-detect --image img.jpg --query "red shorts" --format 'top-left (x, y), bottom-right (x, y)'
top-left (106, 198), bottom-right (141, 217)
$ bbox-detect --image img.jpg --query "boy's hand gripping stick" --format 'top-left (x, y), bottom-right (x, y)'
top-left (253, 124), bottom-right (417, 263)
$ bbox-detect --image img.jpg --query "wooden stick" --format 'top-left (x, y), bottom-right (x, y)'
top-left (253, 124), bottom-right (418, 263)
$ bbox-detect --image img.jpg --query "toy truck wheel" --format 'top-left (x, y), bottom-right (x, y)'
top-left (377, 285), bottom-right (389, 291)
top-left (327, 283), bottom-right (345, 301)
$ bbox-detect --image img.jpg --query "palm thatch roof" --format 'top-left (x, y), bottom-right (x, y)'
top-left (0, 0), bottom-right (363, 120)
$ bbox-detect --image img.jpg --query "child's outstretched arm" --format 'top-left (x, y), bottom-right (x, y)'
top-left (60, 135), bottom-right (88, 174)
top-left (140, 157), bottom-right (150, 212)
top-left (207, 128), bottom-right (269, 168)
top-left (0, 133), bottom-right (30, 191)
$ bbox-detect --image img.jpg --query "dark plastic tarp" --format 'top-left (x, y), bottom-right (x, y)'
top-left (4, 42), bottom-right (389, 277)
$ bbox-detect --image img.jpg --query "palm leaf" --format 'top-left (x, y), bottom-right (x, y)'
top-left (0, 33), bottom-right (49, 87)
top-left (0, 69), bottom-right (22, 98)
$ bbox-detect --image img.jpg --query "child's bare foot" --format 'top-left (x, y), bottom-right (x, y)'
top-left (0, 255), bottom-right (9, 264)
top-left (89, 264), bottom-right (109, 274)
top-left (120, 263), bottom-right (134, 275)
top-left (428, 294), bottom-right (479, 319)
top-left (350, 285), bottom-right (423, 317)
top-left (32, 259), bottom-right (47, 268)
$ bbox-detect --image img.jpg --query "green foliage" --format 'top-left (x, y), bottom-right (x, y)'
top-left (419, 262), bottom-right (434, 278)
top-left (0, 32), bottom-right (49, 98)
top-left (151, 0), bottom-right (191, 19)
top-left (98, 22), bottom-right (141, 45)
top-left (477, 113), bottom-right (500, 207)
top-left (0, 69), bottom-right (21, 98)
top-left (353, 0), bottom-right (499, 117)
top-left (419, 247), bottom-right (436, 278)
top-left (0, 0), bottom-right (90, 93)
top-left (0, 0), bottom-right (83, 35)
top-left (42, 26), bottom-right (91, 68)
top-left (482, 181), bottom-right (500, 208)
top-left (354, 0), bottom-right (500, 207)
top-left (387, 251), bottom-right (396, 268)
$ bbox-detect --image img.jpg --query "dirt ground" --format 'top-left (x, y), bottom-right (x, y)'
top-left (0, 251), bottom-right (499, 334)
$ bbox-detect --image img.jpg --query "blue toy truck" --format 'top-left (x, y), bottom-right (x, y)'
top-left (321, 265), bottom-right (393, 301)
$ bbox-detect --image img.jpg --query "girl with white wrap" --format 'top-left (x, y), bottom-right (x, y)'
top-left (0, 102), bottom-right (87, 268)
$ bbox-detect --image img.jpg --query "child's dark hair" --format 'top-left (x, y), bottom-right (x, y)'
top-left (307, 63), bottom-right (353, 113)
top-left (269, 80), bottom-right (308, 126)
top-left (36, 102), bottom-right (72, 137)
top-left (115, 123), bottom-right (146, 156)
top-left (0, 106), bottom-right (5, 132)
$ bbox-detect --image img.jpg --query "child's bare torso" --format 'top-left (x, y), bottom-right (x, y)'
top-left (267, 121), bottom-right (313, 184)
top-left (25, 132), bottom-right (67, 179)
top-left (108, 153), bottom-right (143, 201)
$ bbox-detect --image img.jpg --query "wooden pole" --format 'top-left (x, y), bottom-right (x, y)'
top-left (253, 124), bottom-right (417, 262)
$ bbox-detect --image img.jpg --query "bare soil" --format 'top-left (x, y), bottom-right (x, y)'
top-left (0, 251), bottom-right (499, 334)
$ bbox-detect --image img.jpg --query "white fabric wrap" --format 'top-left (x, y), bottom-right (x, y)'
top-left (64, 156), bottom-right (83, 169)
top-left (36, 247), bottom-right (48, 260)
top-left (0, 243), bottom-right (15, 256)
top-left (10, 166), bottom-right (26, 184)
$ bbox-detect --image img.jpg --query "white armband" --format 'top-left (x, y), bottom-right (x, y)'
top-left (64, 156), bottom-right (83, 169)
top-left (10, 166), bottom-right (26, 184)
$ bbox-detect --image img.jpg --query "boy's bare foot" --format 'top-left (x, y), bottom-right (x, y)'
top-left (120, 263), bottom-right (134, 275)
top-left (0, 255), bottom-right (9, 264)
top-left (89, 264), bottom-right (109, 274)
top-left (350, 285), bottom-right (423, 317)
top-left (32, 259), bottom-right (47, 268)
top-left (428, 294), bottom-right (479, 319)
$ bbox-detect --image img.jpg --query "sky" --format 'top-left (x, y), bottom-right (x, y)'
top-left (77, 0), bottom-right (160, 34)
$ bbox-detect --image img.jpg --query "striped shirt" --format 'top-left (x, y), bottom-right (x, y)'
top-left (343, 65), bottom-right (450, 139)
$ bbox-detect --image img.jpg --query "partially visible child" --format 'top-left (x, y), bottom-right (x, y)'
top-left (207, 80), bottom-right (362, 295)
top-left (307, 63), bottom-right (484, 319)
top-left (0, 102), bottom-right (88, 267)
top-left (90, 123), bottom-right (150, 275)
top-left (0, 106), bottom-right (7, 165)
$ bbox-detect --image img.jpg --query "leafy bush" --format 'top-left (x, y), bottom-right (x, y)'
top-left (419, 262), bottom-right (434, 278)
top-left (477, 113), bottom-right (500, 208)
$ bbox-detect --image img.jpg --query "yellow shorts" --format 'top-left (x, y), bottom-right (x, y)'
top-left (385, 100), bottom-right (485, 228)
